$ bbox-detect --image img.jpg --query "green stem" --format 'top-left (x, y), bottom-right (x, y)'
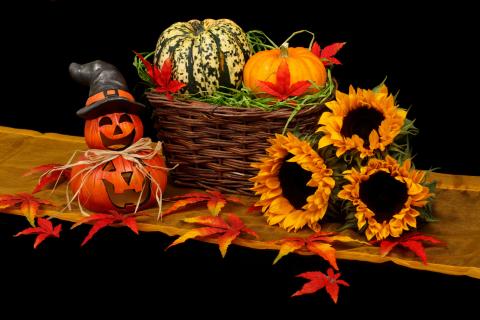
top-left (280, 30), bottom-right (316, 49)
top-left (246, 30), bottom-right (278, 49)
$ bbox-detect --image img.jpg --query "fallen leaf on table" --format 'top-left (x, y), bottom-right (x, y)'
top-left (23, 163), bottom-right (71, 193)
top-left (246, 203), bottom-right (262, 214)
top-left (292, 268), bottom-right (349, 303)
top-left (375, 232), bottom-right (446, 265)
top-left (166, 213), bottom-right (259, 257)
top-left (163, 190), bottom-right (243, 216)
top-left (311, 41), bottom-right (346, 66)
top-left (273, 232), bottom-right (369, 269)
top-left (257, 60), bottom-right (311, 101)
top-left (0, 193), bottom-right (54, 226)
top-left (15, 217), bottom-right (62, 249)
top-left (71, 211), bottom-right (139, 246)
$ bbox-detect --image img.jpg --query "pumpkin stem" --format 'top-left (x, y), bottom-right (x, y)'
top-left (280, 43), bottom-right (289, 58)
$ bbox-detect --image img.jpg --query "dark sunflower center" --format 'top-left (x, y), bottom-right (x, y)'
top-left (359, 171), bottom-right (408, 222)
top-left (340, 106), bottom-right (385, 146)
top-left (278, 153), bottom-right (317, 210)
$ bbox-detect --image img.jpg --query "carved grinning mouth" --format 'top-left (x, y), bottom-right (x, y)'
top-left (100, 129), bottom-right (136, 150)
top-left (102, 178), bottom-right (151, 211)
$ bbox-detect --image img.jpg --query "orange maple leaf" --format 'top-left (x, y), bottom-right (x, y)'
top-left (15, 217), bottom-right (62, 249)
top-left (257, 61), bottom-right (311, 101)
top-left (292, 268), bottom-right (349, 303)
top-left (0, 193), bottom-right (54, 226)
top-left (71, 211), bottom-right (139, 246)
top-left (166, 214), bottom-right (259, 257)
top-left (273, 232), bottom-right (369, 270)
top-left (163, 190), bottom-right (243, 216)
top-left (23, 163), bottom-right (71, 194)
top-left (375, 232), bottom-right (446, 265)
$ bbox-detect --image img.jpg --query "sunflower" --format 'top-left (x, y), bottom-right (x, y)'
top-left (338, 156), bottom-right (431, 240)
top-left (317, 85), bottom-right (406, 158)
top-left (250, 133), bottom-right (335, 232)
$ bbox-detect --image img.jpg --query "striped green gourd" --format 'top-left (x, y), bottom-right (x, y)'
top-left (154, 19), bottom-right (252, 95)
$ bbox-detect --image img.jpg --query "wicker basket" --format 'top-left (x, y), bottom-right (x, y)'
top-left (147, 93), bottom-right (330, 195)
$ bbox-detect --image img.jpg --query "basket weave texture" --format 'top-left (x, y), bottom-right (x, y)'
top-left (148, 93), bottom-right (329, 195)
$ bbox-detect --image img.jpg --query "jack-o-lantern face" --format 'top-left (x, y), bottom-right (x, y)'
top-left (84, 112), bottom-right (144, 150)
top-left (70, 154), bottom-right (167, 213)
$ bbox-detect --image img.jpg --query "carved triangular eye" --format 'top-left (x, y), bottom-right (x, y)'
top-left (119, 114), bottom-right (133, 123)
top-left (121, 172), bottom-right (133, 184)
top-left (99, 116), bottom-right (113, 126)
top-left (103, 161), bottom-right (116, 172)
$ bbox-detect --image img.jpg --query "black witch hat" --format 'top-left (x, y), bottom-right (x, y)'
top-left (69, 60), bottom-right (145, 119)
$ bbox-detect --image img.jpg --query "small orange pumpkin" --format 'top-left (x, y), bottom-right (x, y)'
top-left (70, 154), bottom-right (167, 213)
top-left (243, 44), bottom-right (327, 95)
top-left (84, 112), bottom-right (144, 150)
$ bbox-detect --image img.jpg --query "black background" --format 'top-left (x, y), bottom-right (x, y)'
top-left (1, 0), bottom-right (478, 314)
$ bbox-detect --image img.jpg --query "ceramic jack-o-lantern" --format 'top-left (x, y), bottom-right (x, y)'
top-left (70, 153), bottom-right (167, 213)
top-left (84, 112), bottom-right (144, 150)
top-left (69, 60), bottom-right (168, 213)
top-left (69, 60), bottom-right (146, 150)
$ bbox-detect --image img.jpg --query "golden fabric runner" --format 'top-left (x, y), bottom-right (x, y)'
top-left (1, 126), bottom-right (479, 279)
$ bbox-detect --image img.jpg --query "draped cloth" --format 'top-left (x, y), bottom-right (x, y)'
top-left (1, 126), bottom-right (479, 279)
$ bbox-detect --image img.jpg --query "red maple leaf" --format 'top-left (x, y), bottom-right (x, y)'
top-left (257, 60), bottom-right (311, 100)
top-left (71, 211), bottom-right (139, 246)
top-left (163, 190), bottom-right (243, 217)
top-left (311, 41), bottom-right (345, 66)
top-left (166, 214), bottom-right (259, 257)
top-left (375, 232), bottom-right (446, 265)
top-left (15, 217), bottom-right (62, 249)
top-left (134, 51), bottom-right (186, 100)
top-left (292, 268), bottom-right (349, 303)
top-left (0, 193), bottom-right (54, 226)
top-left (273, 232), bottom-right (368, 270)
top-left (23, 164), bottom-right (71, 194)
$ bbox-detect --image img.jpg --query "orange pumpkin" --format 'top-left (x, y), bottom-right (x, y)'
top-left (243, 44), bottom-right (327, 95)
top-left (70, 154), bottom-right (167, 213)
top-left (84, 112), bottom-right (144, 150)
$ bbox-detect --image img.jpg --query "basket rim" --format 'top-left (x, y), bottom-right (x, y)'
top-left (146, 91), bottom-right (330, 118)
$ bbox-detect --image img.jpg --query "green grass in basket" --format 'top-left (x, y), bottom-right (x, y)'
top-left (182, 70), bottom-right (335, 111)
top-left (133, 29), bottom-right (336, 132)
